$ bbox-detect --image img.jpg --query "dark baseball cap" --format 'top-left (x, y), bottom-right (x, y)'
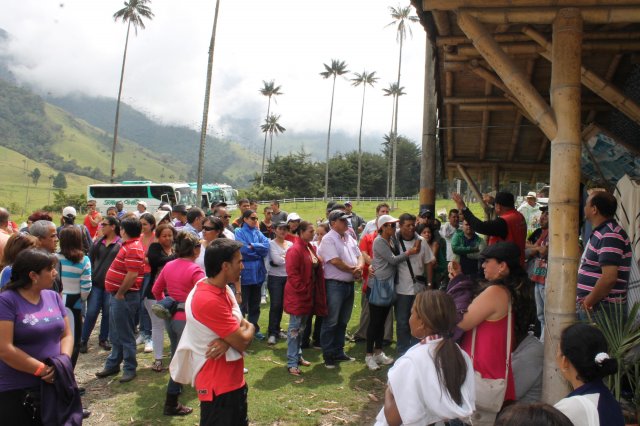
top-left (419, 209), bottom-right (433, 219)
top-left (173, 204), bottom-right (188, 214)
top-left (328, 210), bottom-right (352, 222)
top-left (494, 192), bottom-right (515, 208)
top-left (480, 242), bottom-right (520, 270)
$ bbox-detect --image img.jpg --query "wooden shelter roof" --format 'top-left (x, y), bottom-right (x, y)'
top-left (410, 0), bottom-right (640, 186)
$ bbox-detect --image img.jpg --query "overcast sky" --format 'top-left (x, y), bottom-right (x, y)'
top-left (1, 0), bottom-right (427, 148)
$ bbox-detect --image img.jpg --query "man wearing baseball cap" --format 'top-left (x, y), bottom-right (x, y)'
top-left (344, 201), bottom-right (365, 238)
top-left (135, 201), bottom-right (148, 218)
top-left (518, 191), bottom-right (541, 234)
top-left (452, 192), bottom-right (527, 266)
top-left (317, 210), bottom-right (364, 368)
top-left (58, 206), bottom-right (93, 254)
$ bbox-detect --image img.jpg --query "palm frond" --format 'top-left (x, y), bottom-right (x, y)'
top-left (113, 0), bottom-right (154, 34)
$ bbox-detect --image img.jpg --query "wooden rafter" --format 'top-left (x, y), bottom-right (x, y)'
top-left (460, 7), bottom-right (640, 25)
top-left (424, 0), bottom-right (640, 10)
top-left (432, 11), bottom-right (451, 36)
top-left (586, 53), bottom-right (622, 123)
top-left (436, 31), bottom-right (640, 47)
top-left (448, 161), bottom-right (549, 171)
top-left (456, 40), bottom-right (640, 57)
top-left (508, 59), bottom-right (535, 161)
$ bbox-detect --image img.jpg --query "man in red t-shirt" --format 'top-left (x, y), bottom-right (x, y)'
top-left (190, 239), bottom-right (255, 425)
top-left (84, 199), bottom-right (102, 238)
top-left (96, 217), bottom-right (145, 383)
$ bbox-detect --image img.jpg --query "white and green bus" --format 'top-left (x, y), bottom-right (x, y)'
top-left (188, 183), bottom-right (238, 211)
top-left (87, 181), bottom-right (197, 213)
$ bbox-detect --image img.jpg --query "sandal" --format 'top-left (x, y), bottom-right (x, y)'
top-left (299, 357), bottom-right (311, 367)
top-left (151, 360), bottom-right (163, 372)
top-left (163, 403), bottom-right (193, 416)
top-left (288, 367), bottom-right (303, 376)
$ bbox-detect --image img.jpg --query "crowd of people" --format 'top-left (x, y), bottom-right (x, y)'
top-left (0, 187), bottom-right (633, 425)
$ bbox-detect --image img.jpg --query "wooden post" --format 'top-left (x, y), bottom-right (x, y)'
top-left (420, 35), bottom-right (437, 213)
top-left (543, 8), bottom-right (583, 405)
top-left (456, 164), bottom-right (488, 210)
top-left (457, 11), bottom-right (558, 140)
top-left (446, 72), bottom-right (455, 160)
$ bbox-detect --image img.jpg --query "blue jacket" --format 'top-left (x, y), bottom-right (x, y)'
top-left (235, 223), bottom-right (270, 285)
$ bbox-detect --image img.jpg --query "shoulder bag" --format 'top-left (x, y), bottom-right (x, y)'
top-left (397, 234), bottom-right (427, 294)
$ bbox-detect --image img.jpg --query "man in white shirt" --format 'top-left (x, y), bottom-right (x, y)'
top-left (362, 203), bottom-right (390, 237)
top-left (518, 191), bottom-right (542, 234)
top-left (439, 209), bottom-right (459, 262)
top-left (395, 213), bottom-right (434, 356)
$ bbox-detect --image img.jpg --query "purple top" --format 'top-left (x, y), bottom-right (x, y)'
top-left (0, 289), bottom-right (67, 391)
top-left (317, 229), bottom-right (361, 282)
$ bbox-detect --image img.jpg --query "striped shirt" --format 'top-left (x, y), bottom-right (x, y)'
top-left (577, 219), bottom-right (632, 304)
top-left (104, 237), bottom-right (145, 293)
top-left (57, 254), bottom-right (92, 298)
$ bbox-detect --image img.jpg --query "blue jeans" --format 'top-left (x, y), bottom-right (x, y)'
top-left (104, 291), bottom-right (140, 374)
top-left (165, 318), bottom-right (186, 395)
top-left (139, 274), bottom-right (152, 340)
top-left (534, 284), bottom-right (546, 342)
top-left (267, 275), bottom-right (287, 337)
top-left (395, 294), bottom-right (418, 356)
top-left (81, 287), bottom-right (111, 343)
top-left (287, 314), bottom-right (309, 368)
top-left (320, 280), bottom-right (354, 360)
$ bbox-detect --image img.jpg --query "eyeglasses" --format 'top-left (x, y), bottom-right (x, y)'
top-left (202, 226), bottom-right (219, 231)
top-left (385, 223), bottom-right (396, 228)
top-left (248, 216), bottom-right (259, 221)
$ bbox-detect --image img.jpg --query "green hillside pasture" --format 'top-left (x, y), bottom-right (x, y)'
top-left (221, 142), bottom-right (262, 182)
top-left (0, 146), bottom-right (98, 215)
top-left (45, 104), bottom-right (188, 181)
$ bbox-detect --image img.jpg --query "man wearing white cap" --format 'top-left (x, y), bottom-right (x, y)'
top-left (58, 206), bottom-right (93, 254)
top-left (135, 201), bottom-right (147, 218)
top-left (518, 192), bottom-right (541, 234)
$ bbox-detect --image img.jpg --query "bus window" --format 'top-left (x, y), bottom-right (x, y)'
top-left (89, 185), bottom-right (149, 199)
top-left (149, 186), bottom-right (177, 205)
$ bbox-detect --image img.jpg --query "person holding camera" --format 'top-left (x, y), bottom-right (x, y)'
top-left (394, 213), bottom-right (435, 356)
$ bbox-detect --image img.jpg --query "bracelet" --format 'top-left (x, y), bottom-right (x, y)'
top-left (34, 362), bottom-right (45, 377)
top-left (235, 291), bottom-right (241, 295)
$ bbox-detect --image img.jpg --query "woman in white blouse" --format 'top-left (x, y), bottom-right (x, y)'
top-left (266, 222), bottom-right (293, 345)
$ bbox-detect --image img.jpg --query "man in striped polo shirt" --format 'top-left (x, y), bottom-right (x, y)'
top-left (96, 217), bottom-right (145, 383)
top-left (578, 191), bottom-right (632, 319)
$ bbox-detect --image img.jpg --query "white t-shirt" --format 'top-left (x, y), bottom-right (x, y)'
top-left (267, 239), bottom-right (292, 277)
top-left (555, 394), bottom-right (600, 426)
top-left (375, 339), bottom-right (475, 426)
top-left (396, 235), bottom-right (435, 296)
top-left (439, 222), bottom-right (458, 262)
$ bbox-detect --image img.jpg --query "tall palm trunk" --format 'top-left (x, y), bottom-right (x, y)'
top-left (386, 99), bottom-right (396, 199)
top-left (268, 130), bottom-right (274, 163)
top-left (110, 21), bottom-right (131, 183)
top-left (260, 97), bottom-right (272, 186)
top-left (391, 36), bottom-right (403, 208)
top-left (356, 82), bottom-right (367, 201)
top-left (324, 75), bottom-right (337, 200)
top-left (196, 0), bottom-right (220, 202)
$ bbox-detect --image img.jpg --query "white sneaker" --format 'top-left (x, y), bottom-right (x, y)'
top-left (243, 368), bottom-right (249, 374)
top-left (374, 352), bottom-right (394, 365)
top-left (365, 355), bottom-right (380, 371)
top-left (260, 296), bottom-right (267, 305)
top-left (135, 335), bottom-right (145, 345)
top-left (144, 340), bottom-right (153, 353)
top-left (267, 335), bottom-right (276, 345)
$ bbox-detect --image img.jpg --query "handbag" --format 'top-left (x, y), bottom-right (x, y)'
top-left (367, 275), bottom-right (396, 307)
top-left (398, 234), bottom-right (427, 293)
top-left (470, 301), bottom-right (512, 414)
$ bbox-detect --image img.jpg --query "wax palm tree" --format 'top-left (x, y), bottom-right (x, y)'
top-left (195, 0), bottom-right (221, 202)
top-left (351, 70), bottom-right (378, 201)
top-left (259, 80), bottom-right (283, 185)
top-left (320, 59), bottom-right (349, 199)
top-left (386, 5), bottom-right (418, 206)
top-left (382, 82), bottom-right (406, 199)
top-left (260, 114), bottom-right (286, 165)
top-left (110, 0), bottom-right (154, 183)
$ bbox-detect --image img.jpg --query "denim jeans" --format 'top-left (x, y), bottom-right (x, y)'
top-left (138, 274), bottom-right (152, 340)
top-left (395, 294), bottom-right (418, 356)
top-left (287, 314), bottom-right (309, 368)
top-left (165, 318), bottom-right (186, 395)
top-left (302, 315), bottom-right (322, 347)
top-left (81, 286), bottom-right (111, 344)
top-left (267, 275), bottom-right (287, 337)
top-left (104, 291), bottom-right (140, 374)
top-left (241, 284), bottom-right (262, 333)
top-left (320, 280), bottom-right (355, 360)
top-left (534, 284), bottom-right (546, 342)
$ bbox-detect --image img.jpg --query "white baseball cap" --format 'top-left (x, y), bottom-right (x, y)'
top-left (377, 214), bottom-right (399, 229)
top-left (62, 206), bottom-right (77, 218)
top-left (526, 191), bottom-right (537, 199)
top-left (137, 200), bottom-right (148, 208)
top-left (286, 212), bottom-right (301, 223)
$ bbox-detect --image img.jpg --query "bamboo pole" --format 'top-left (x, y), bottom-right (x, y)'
top-left (424, 0), bottom-right (640, 10)
top-left (479, 82), bottom-right (492, 160)
top-left (455, 14), bottom-right (559, 139)
top-left (456, 164), bottom-right (488, 210)
top-left (461, 7), bottom-right (640, 24)
top-left (437, 30), bottom-right (640, 47)
top-left (586, 54), bottom-right (622, 123)
top-left (446, 71), bottom-right (455, 160)
top-left (543, 7), bottom-right (583, 405)
top-left (421, 35), bottom-right (438, 213)
top-left (508, 60), bottom-right (535, 161)
top-left (432, 10), bottom-right (451, 36)
top-left (457, 40), bottom-right (640, 56)
top-left (447, 161), bottom-right (549, 171)
top-left (523, 26), bottom-right (640, 125)
top-left (444, 96), bottom-right (510, 104)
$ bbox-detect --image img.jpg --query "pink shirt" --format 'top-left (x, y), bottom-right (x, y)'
top-left (152, 258), bottom-right (205, 321)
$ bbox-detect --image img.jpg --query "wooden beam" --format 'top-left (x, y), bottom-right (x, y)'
top-left (537, 136), bottom-right (550, 162)
top-left (432, 11), bottom-right (451, 36)
top-left (456, 164), bottom-right (488, 210)
top-left (523, 26), bottom-right (640, 125)
top-left (456, 40), bottom-right (640, 57)
top-left (508, 59), bottom-right (535, 161)
top-left (445, 71), bottom-right (454, 160)
top-left (424, 0), bottom-right (640, 10)
top-left (586, 53), bottom-right (622, 123)
top-left (479, 82), bottom-right (491, 160)
top-left (459, 103), bottom-right (517, 111)
top-left (444, 96), bottom-right (509, 104)
top-left (457, 11), bottom-right (558, 140)
top-left (448, 161), bottom-right (549, 171)
top-left (420, 36), bottom-right (438, 213)
top-left (544, 7), bottom-right (583, 405)
top-left (461, 7), bottom-right (640, 24)
top-left (436, 31), bottom-right (640, 47)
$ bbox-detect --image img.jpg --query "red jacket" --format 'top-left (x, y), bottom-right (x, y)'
top-left (488, 209), bottom-right (527, 266)
top-left (284, 239), bottom-right (327, 317)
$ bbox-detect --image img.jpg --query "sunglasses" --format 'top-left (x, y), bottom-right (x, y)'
top-left (248, 216), bottom-right (259, 221)
top-left (202, 226), bottom-right (219, 231)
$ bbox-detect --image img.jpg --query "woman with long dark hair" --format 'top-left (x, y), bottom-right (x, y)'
top-left (138, 212), bottom-right (157, 353)
top-left (58, 226), bottom-right (92, 367)
top-left (376, 290), bottom-right (475, 425)
top-left (0, 249), bottom-right (79, 425)
top-left (554, 323), bottom-right (624, 426)
top-left (0, 232), bottom-right (38, 288)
